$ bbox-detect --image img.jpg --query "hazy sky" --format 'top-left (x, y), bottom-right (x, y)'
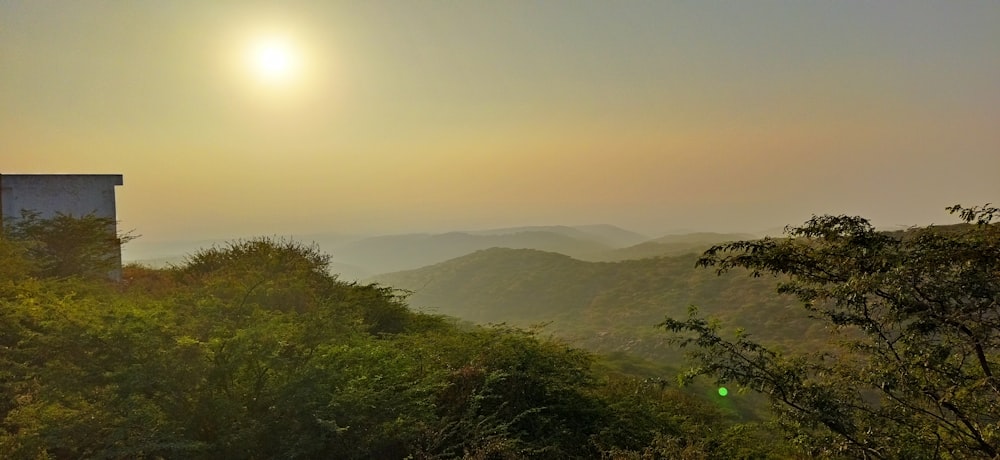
top-left (3, 1), bottom-right (998, 246)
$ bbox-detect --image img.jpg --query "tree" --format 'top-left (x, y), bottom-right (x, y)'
top-left (662, 204), bottom-right (1000, 458)
top-left (176, 237), bottom-right (339, 315)
top-left (2, 210), bottom-right (134, 280)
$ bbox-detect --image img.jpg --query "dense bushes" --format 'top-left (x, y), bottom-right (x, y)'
top-left (0, 229), bottom-right (776, 458)
top-left (2, 211), bottom-right (132, 280)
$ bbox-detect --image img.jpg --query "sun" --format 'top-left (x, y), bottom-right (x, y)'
top-left (246, 36), bottom-right (301, 85)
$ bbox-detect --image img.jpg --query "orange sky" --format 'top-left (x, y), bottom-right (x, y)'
top-left (2, 2), bottom-right (998, 251)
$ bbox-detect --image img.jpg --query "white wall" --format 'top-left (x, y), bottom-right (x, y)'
top-left (1, 174), bottom-right (123, 221)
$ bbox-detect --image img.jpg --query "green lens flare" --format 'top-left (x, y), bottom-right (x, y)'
top-left (718, 387), bottom-right (728, 397)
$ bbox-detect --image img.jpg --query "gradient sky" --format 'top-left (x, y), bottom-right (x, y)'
top-left (3, 1), bottom-right (998, 250)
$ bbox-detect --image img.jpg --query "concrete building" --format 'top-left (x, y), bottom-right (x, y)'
top-left (0, 174), bottom-right (124, 279)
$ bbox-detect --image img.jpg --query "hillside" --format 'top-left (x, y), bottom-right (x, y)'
top-left (371, 247), bottom-right (817, 364)
top-left (328, 225), bottom-right (642, 278)
top-left (5, 233), bottom-right (792, 458)
top-left (588, 232), bottom-right (757, 261)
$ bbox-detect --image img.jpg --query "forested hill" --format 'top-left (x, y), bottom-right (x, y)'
top-left (590, 232), bottom-right (757, 261)
top-left (371, 247), bottom-right (818, 363)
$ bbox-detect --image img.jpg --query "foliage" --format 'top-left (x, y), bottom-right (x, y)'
top-left (662, 204), bottom-right (1000, 458)
top-left (0, 231), bottom-right (783, 459)
top-left (177, 237), bottom-right (336, 312)
top-left (2, 210), bottom-right (134, 280)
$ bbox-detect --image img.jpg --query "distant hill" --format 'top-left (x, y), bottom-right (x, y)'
top-left (371, 247), bottom-right (817, 364)
top-left (466, 224), bottom-right (649, 248)
top-left (327, 225), bottom-right (646, 279)
top-left (588, 232), bottom-right (756, 262)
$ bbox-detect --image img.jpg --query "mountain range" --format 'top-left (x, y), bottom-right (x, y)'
top-left (324, 226), bottom-right (755, 279)
top-left (129, 224), bottom-right (761, 280)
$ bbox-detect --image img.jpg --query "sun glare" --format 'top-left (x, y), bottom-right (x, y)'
top-left (247, 36), bottom-right (301, 85)
top-left (223, 18), bottom-right (337, 106)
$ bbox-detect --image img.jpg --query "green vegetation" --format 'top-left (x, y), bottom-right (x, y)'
top-left (7, 205), bottom-right (992, 458)
top-left (664, 204), bottom-right (1000, 458)
top-left (0, 224), bottom-right (778, 458)
top-left (372, 246), bottom-right (812, 371)
top-left (2, 210), bottom-right (133, 280)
